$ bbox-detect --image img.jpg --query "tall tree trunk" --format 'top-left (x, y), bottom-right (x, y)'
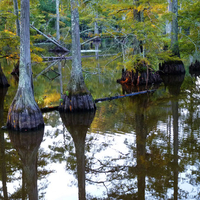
top-left (94, 14), bottom-right (99, 35)
top-left (133, 0), bottom-right (142, 55)
top-left (13, 0), bottom-right (20, 37)
top-left (56, 0), bottom-right (60, 42)
top-left (58, 61), bottom-right (63, 94)
top-left (166, 0), bottom-right (172, 37)
top-left (7, 0), bottom-right (44, 131)
top-left (59, 0), bottom-right (95, 112)
top-left (171, 0), bottom-right (180, 57)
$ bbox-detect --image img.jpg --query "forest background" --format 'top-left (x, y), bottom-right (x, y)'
top-left (1, 0), bottom-right (200, 69)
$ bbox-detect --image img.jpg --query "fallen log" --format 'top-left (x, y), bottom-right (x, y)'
top-left (38, 90), bottom-right (156, 113)
top-left (42, 54), bottom-right (117, 61)
top-left (30, 25), bottom-right (69, 52)
top-left (94, 90), bottom-right (155, 103)
top-left (40, 106), bottom-right (59, 113)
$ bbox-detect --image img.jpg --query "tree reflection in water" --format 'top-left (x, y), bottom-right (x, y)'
top-left (9, 128), bottom-right (44, 200)
top-left (81, 76), bottom-right (185, 199)
top-left (60, 111), bottom-right (96, 200)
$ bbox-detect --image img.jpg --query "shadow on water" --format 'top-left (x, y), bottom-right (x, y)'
top-left (8, 128), bottom-right (44, 200)
top-left (59, 111), bottom-right (96, 200)
top-left (161, 74), bottom-right (185, 96)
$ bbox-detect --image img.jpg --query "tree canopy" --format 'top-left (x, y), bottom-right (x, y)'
top-left (0, 0), bottom-right (200, 68)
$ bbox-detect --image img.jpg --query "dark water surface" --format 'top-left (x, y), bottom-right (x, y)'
top-left (0, 56), bottom-right (200, 199)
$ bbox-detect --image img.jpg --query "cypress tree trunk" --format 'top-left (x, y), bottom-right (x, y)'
top-left (171, 0), bottom-right (180, 57)
top-left (59, 0), bottom-right (95, 112)
top-left (13, 0), bottom-right (20, 37)
top-left (56, 0), bottom-right (60, 42)
top-left (166, 0), bottom-right (172, 37)
top-left (133, 0), bottom-right (142, 55)
top-left (7, 0), bottom-right (44, 131)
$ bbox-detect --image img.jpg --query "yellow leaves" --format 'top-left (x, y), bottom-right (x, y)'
top-left (4, 29), bottom-right (16, 36)
top-left (137, 5), bottom-right (145, 12)
top-left (44, 92), bottom-right (61, 106)
top-left (126, 11), bottom-right (133, 20)
top-left (31, 53), bottom-right (43, 63)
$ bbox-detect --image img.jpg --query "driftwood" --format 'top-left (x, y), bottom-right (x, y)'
top-left (30, 25), bottom-right (69, 52)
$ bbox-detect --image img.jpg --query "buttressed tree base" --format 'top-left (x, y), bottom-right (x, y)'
top-left (7, 0), bottom-right (44, 131)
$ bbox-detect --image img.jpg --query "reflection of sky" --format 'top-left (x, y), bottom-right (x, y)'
top-left (5, 100), bottom-right (200, 199)
top-left (39, 125), bottom-right (136, 199)
top-left (38, 117), bottom-right (200, 199)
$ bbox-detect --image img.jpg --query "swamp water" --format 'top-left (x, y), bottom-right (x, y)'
top-left (0, 55), bottom-right (200, 200)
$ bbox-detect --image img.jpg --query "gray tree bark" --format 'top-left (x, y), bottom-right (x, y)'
top-left (94, 14), bottom-right (99, 35)
top-left (68, 0), bottom-right (86, 95)
top-left (171, 0), bottom-right (180, 57)
top-left (59, 0), bottom-right (95, 112)
top-left (13, 0), bottom-right (20, 37)
top-left (56, 0), bottom-right (60, 42)
top-left (7, 0), bottom-right (44, 131)
top-left (166, 0), bottom-right (172, 37)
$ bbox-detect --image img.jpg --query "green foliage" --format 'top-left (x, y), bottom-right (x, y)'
top-left (38, 0), bottom-right (56, 14)
top-left (1, 0), bottom-right (200, 70)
